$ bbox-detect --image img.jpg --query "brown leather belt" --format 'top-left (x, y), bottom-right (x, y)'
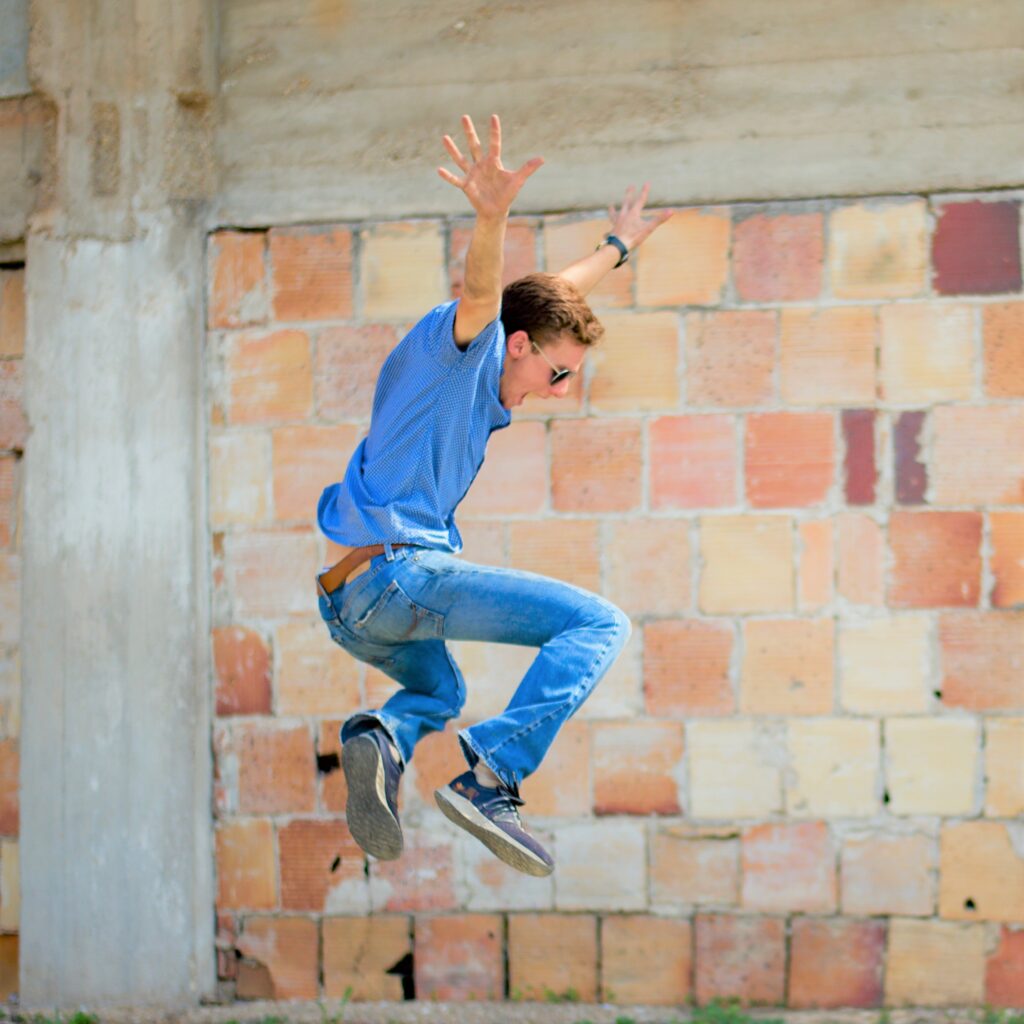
top-left (318, 543), bottom-right (414, 596)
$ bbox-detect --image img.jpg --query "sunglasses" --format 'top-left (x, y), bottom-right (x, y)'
top-left (530, 340), bottom-right (577, 386)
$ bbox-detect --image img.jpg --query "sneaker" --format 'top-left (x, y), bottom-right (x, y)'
top-left (342, 728), bottom-right (403, 860)
top-left (435, 770), bottom-right (554, 877)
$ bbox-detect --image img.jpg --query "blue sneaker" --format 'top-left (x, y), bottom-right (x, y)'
top-left (435, 770), bottom-right (554, 877)
top-left (342, 727), bottom-right (403, 861)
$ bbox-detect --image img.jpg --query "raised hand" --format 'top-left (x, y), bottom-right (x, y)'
top-left (438, 114), bottom-right (544, 220)
top-left (607, 184), bottom-right (674, 251)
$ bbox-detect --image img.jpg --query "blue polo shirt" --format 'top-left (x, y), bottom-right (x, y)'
top-left (317, 300), bottom-right (511, 553)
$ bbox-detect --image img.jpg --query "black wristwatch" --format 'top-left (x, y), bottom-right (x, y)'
top-left (596, 234), bottom-right (629, 268)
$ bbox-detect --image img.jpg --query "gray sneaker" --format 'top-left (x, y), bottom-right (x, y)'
top-left (342, 728), bottom-right (403, 860)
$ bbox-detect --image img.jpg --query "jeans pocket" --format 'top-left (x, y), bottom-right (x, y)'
top-left (352, 578), bottom-right (444, 642)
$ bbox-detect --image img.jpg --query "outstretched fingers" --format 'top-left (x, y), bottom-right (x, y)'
top-left (462, 114), bottom-right (483, 162)
top-left (488, 114), bottom-right (501, 160)
top-left (513, 155), bottom-right (545, 187)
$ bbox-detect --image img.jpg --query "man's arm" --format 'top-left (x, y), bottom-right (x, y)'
top-left (438, 114), bottom-right (543, 348)
top-left (558, 184), bottom-right (673, 297)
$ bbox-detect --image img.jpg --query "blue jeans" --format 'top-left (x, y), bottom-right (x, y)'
top-left (317, 543), bottom-right (631, 795)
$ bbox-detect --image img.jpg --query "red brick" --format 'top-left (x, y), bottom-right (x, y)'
top-left (601, 915), bottom-right (692, 1005)
top-left (207, 230), bottom-right (268, 329)
top-left (0, 457), bottom-right (16, 548)
top-left (450, 220), bottom-right (536, 297)
top-left (984, 303), bottom-right (1024, 397)
top-left (644, 619), bottom-right (734, 717)
top-left (0, 740), bottom-right (16, 835)
top-left (460, 420), bottom-right (547, 517)
top-left (414, 914), bottom-right (504, 1001)
top-left (685, 310), bottom-right (776, 407)
top-left (741, 821), bottom-right (836, 913)
top-left (315, 324), bottom-right (399, 422)
top-left (694, 914), bottom-right (786, 1006)
top-left (0, 269), bottom-right (25, 357)
top-left (236, 916), bottom-right (319, 1000)
top-left (789, 917), bottom-right (886, 1009)
top-left (508, 913), bottom-right (598, 1002)
top-left (228, 329), bottom-right (313, 424)
top-left (605, 518), bottom-right (691, 617)
top-left (940, 612), bottom-right (1024, 711)
top-left (593, 721), bottom-right (683, 815)
top-left (279, 818), bottom-right (364, 912)
top-left (745, 412), bottom-right (835, 508)
top-left (224, 527), bottom-right (319, 619)
top-left (215, 818), bottom-right (276, 910)
top-left (933, 201), bottom-right (1022, 295)
top-left (520, 720), bottom-right (590, 817)
top-left (370, 830), bottom-right (456, 912)
top-left (991, 512), bottom-right (1024, 607)
top-left (930, 406), bottom-right (1024, 505)
top-left (0, 361), bottom-right (27, 451)
top-left (323, 915), bottom-right (411, 1000)
top-left (216, 913), bottom-right (238, 980)
top-left (890, 511), bottom-right (982, 608)
top-left (0, 935), bottom-right (17, 1003)
top-left (733, 210), bottom-right (824, 302)
top-left (986, 926), bottom-right (1024, 1008)
top-left (551, 418), bottom-right (642, 513)
top-left (780, 307), bottom-right (876, 406)
top-left (269, 225), bottom-right (353, 321)
top-left (272, 423), bottom-right (360, 522)
top-left (843, 409), bottom-right (876, 505)
top-left (650, 415), bottom-right (737, 509)
top-left (230, 722), bottom-right (316, 815)
top-left (213, 626), bottom-right (271, 716)
top-left (894, 410), bottom-right (927, 505)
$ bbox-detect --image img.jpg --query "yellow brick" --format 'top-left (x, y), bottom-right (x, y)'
top-left (210, 431), bottom-right (271, 526)
top-left (939, 821), bottom-right (1024, 921)
top-left (886, 718), bottom-right (979, 816)
top-left (276, 620), bottom-right (359, 716)
top-left (740, 618), bottom-right (834, 715)
top-left (839, 617), bottom-right (930, 714)
top-left (635, 208), bottom-right (730, 307)
top-left (829, 200), bottom-right (929, 300)
top-left (880, 304), bottom-right (975, 403)
top-left (361, 222), bottom-right (446, 321)
top-left (688, 720), bottom-right (783, 819)
top-left (601, 915), bottom-right (692, 1005)
top-left (578, 628), bottom-right (643, 720)
top-left (985, 717), bottom-right (1024, 817)
top-left (509, 914), bottom-right (597, 1002)
top-left (455, 641), bottom-right (536, 720)
top-left (699, 515), bottom-right (794, 614)
top-left (543, 217), bottom-right (634, 309)
top-left (555, 820), bottom-right (647, 911)
top-left (885, 918), bottom-right (985, 1006)
top-left (589, 312), bottom-right (680, 412)
top-left (840, 832), bottom-right (935, 916)
top-left (323, 916), bottom-right (410, 1000)
top-left (605, 518), bottom-right (691, 617)
top-left (786, 719), bottom-right (879, 817)
top-left (0, 839), bottom-right (18, 931)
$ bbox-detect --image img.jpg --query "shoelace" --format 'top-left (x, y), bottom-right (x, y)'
top-left (480, 788), bottom-right (525, 825)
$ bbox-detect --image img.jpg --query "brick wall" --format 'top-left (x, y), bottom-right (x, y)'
top-left (206, 195), bottom-right (1024, 1009)
top-left (0, 265), bottom-right (24, 999)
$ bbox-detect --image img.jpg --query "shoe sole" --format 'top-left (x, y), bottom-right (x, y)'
top-left (343, 735), bottom-right (403, 861)
top-left (434, 785), bottom-right (553, 877)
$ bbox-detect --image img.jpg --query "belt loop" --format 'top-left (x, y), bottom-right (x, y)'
top-left (384, 541), bottom-right (395, 561)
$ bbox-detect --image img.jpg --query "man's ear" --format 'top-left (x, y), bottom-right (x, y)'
top-left (506, 329), bottom-right (531, 359)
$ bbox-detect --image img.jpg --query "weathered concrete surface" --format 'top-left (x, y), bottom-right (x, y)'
top-left (214, 0), bottom-right (1024, 226)
top-left (0, 0), bottom-right (29, 97)
top-left (0, 95), bottom-right (55, 244)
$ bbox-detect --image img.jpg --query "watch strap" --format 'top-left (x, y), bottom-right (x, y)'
top-left (597, 233), bottom-right (629, 268)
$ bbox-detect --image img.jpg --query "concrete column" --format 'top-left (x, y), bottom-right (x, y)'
top-left (19, 0), bottom-right (216, 1008)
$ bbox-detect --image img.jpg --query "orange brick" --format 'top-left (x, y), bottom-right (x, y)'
top-left (991, 512), bottom-right (1024, 607)
top-left (650, 828), bottom-right (739, 908)
top-left (593, 720), bottom-right (683, 815)
top-left (939, 821), bottom-right (1024, 922)
top-left (215, 818), bottom-right (276, 910)
top-left (739, 618), bottom-right (833, 715)
top-left (694, 914), bottom-right (786, 1007)
top-left (650, 414), bottom-right (737, 509)
top-left (508, 519), bottom-right (600, 593)
top-left (789, 918), bottom-right (886, 1009)
top-left (213, 625), bottom-right (272, 716)
top-left (605, 518), bottom-right (691, 617)
top-left (885, 918), bottom-right (985, 1006)
top-left (741, 821), bottom-right (836, 913)
top-left (209, 430), bottom-right (271, 527)
top-left (837, 512), bottom-right (885, 607)
top-left (361, 222), bottom-right (446, 321)
top-left (986, 926), bottom-right (1024, 1008)
top-left (644, 619), bottom-right (734, 717)
top-left (799, 519), bottom-right (833, 611)
top-left (225, 527), bottom-right (319, 619)
top-left (880, 304), bottom-right (974, 403)
top-left (461, 420), bottom-right (547, 517)
top-left (454, 521), bottom-right (506, 566)
top-left (551, 418), bottom-right (642, 513)
top-left (236, 916), bottom-right (319, 1000)
top-left (732, 210), bottom-right (824, 302)
top-left (228, 329), bottom-right (313, 424)
top-left (0, 935), bottom-right (17, 1003)
top-left (508, 913), bottom-right (597, 1001)
top-left (601, 915), bottom-right (692, 1005)
top-left (543, 217), bottom-right (634, 309)
top-left (699, 515), bottom-right (794, 614)
top-left (407, 726), bottom-right (465, 807)
top-left (0, 269), bottom-right (25, 357)
top-left (890, 511), bottom-right (982, 608)
top-left (207, 231), bottom-right (268, 329)
top-left (414, 914), bottom-right (503, 1001)
top-left (0, 362), bottom-right (27, 451)
top-left (317, 719), bottom-right (348, 814)
top-left (315, 324), bottom-right (399, 422)
top-left (369, 829), bottom-right (456, 912)
top-left (276, 619), bottom-right (359, 717)
top-left (279, 818), bottom-right (365, 913)
top-left (840, 832), bottom-right (935, 916)
top-left (589, 312), bottom-right (680, 412)
top-left (636, 207), bottom-right (730, 307)
top-left (0, 740), bottom-right (16, 835)
top-left (520, 720), bottom-right (590, 817)
top-left (231, 722), bottom-right (316, 815)
top-left (685, 310), bottom-right (776, 408)
top-left (745, 412), bottom-right (835, 508)
top-left (269, 225), bottom-right (353, 321)
top-left (0, 457), bottom-right (15, 548)
top-left (930, 405), bottom-right (1024, 505)
top-left (451, 219), bottom-right (537, 298)
top-left (272, 423), bottom-right (360, 522)
top-left (780, 307), bottom-right (876, 406)
top-left (984, 303), bottom-right (1024, 397)
top-left (323, 915), bottom-right (411, 1000)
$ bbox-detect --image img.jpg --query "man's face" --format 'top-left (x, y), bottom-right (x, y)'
top-left (499, 330), bottom-right (589, 409)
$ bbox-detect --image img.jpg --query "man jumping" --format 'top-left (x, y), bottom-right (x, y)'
top-left (316, 114), bottom-right (672, 876)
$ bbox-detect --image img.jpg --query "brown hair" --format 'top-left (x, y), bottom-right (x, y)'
top-left (500, 273), bottom-right (604, 348)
